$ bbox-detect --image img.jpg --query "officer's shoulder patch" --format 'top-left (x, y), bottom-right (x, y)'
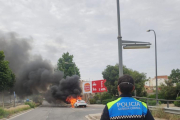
top-left (107, 98), bottom-right (121, 110)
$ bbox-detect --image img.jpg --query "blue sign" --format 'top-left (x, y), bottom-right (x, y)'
top-left (14, 91), bottom-right (16, 98)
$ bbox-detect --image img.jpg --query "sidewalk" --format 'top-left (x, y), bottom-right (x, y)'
top-left (85, 113), bottom-right (167, 120)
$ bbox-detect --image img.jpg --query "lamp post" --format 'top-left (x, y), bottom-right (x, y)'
top-left (116, 0), bottom-right (123, 77)
top-left (116, 0), bottom-right (151, 77)
top-left (64, 62), bottom-right (76, 75)
top-left (147, 29), bottom-right (158, 105)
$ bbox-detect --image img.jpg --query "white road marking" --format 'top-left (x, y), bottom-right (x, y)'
top-left (46, 108), bottom-right (52, 120)
top-left (7, 109), bottom-right (34, 120)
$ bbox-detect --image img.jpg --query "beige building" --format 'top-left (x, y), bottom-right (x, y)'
top-left (145, 75), bottom-right (168, 87)
top-left (144, 75), bottom-right (168, 94)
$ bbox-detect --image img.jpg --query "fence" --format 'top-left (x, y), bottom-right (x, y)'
top-left (0, 91), bottom-right (25, 109)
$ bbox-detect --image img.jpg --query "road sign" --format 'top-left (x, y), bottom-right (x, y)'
top-left (82, 81), bottom-right (92, 93)
top-left (92, 80), bottom-right (107, 93)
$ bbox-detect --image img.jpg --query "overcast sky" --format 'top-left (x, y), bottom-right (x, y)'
top-left (0, 0), bottom-right (180, 80)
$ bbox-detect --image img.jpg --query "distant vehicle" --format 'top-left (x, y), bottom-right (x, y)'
top-left (74, 100), bottom-right (87, 108)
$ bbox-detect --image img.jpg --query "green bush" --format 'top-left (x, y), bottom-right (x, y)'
top-left (89, 99), bottom-right (96, 104)
top-left (102, 99), bottom-right (112, 105)
top-left (93, 94), bottom-right (101, 100)
top-left (148, 94), bottom-right (167, 103)
top-left (139, 98), bottom-right (146, 103)
top-left (96, 100), bottom-right (101, 104)
top-left (0, 108), bottom-right (7, 118)
top-left (148, 94), bottom-right (156, 98)
top-left (174, 96), bottom-right (180, 107)
top-left (25, 102), bottom-right (36, 108)
top-left (148, 100), bottom-right (156, 106)
top-left (138, 98), bottom-right (161, 106)
top-left (100, 92), bottom-right (112, 101)
top-left (148, 100), bottom-right (161, 106)
top-left (32, 95), bottom-right (43, 104)
top-left (102, 98), bottom-right (117, 105)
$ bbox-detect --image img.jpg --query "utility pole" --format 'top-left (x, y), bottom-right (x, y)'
top-left (116, 0), bottom-right (123, 77)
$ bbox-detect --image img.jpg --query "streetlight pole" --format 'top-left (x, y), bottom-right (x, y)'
top-left (116, 0), bottom-right (151, 77)
top-left (147, 29), bottom-right (158, 105)
top-left (116, 0), bottom-right (123, 77)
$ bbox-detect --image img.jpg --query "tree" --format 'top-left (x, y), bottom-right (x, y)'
top-left (102, 64), bottom-right (119, 96)
top-left (176, 83), bottom-right (180, 97)
top-left (159, 80), bottom-right (177, 100)
top-left (102, 64), bottom-right (147, 97)
top-left (169, 69), bottom-right (180, 83)
top-left (57, 52), bottom-right (80, 78)
top-left (0, 51), bottom-right (15, 91)
top-left (0, 51), bottom-right (15, 107)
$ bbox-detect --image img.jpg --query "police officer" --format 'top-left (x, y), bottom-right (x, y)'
top-left (100, 75), bottom-right (154, 120)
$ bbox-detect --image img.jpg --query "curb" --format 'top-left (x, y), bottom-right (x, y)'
top-left (85, 113), bottom-right (101, 120)
top-left (7, 108), bottom-right (34, 119)
top-left (85, 115), bottom-right (92, 120)
top-left (85, 114), bottom-right (168, 120)
top-left (85, 115), bottom-right (97, 120)
top-left (0, 118), bottom-right (6, 120)
top-left (154, 118), bottom-right (167, 120)
top-left (0, 107), bottom-right (39, 120)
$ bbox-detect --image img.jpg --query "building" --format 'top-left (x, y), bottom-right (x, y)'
top-left (145, 75), bottom-right (168, 87)
top-left (144, 86), bottom-right (154, 95)
top-left (144, 75), bottom-right (168, 94)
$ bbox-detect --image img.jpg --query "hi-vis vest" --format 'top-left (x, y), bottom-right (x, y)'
top-left (107, 97), bottom-right (147, 119)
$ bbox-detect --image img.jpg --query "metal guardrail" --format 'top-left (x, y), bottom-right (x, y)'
top-left (133, 97), bottom-right (180, 115)
top-left (164, 108), bottom-right (180, 115)
top-left (133, 96), bottom-right (180, 108)
top-left (148, 106), bottom-right (180, 115)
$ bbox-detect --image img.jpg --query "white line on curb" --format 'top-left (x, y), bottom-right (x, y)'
top-left (85, 115), bottom-right (92, 120)
top-left (7, 109), bottom-right (34, 120)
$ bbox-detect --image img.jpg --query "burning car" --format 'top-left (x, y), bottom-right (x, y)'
top-left (66, 96), bottom-right (87, 108)
top-left (74, 100), bottom-right (87, 108)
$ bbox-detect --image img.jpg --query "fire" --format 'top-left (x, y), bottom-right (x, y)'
top-left (66, 96), bottom-right (82, 108)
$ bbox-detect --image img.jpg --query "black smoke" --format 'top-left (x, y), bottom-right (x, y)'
top-left (0, 32), bottom-right (31, 75)
top-left (0, 31), bottom-right (82, 103)
top-left (45, 75), bottom-right (82, 103)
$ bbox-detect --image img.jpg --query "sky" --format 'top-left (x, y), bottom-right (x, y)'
top-left (0, 0), bottom-right (179, 81)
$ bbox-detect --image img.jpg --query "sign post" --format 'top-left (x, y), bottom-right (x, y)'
top-left (14, 91), bottom-right (16, 107)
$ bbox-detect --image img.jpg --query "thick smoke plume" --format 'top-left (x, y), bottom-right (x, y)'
top-left (45, 75), bottom-right (82, 103)
top-left (0, 31), bottom-right (81, 103)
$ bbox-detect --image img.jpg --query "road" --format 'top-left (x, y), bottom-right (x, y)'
top-left (8, 101), bottom-right (104, 120)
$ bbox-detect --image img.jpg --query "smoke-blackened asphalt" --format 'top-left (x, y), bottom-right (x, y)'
top-left (9, 101), bottom-right (104, 120)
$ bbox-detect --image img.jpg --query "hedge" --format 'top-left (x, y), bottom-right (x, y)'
top-left (174, 96), bottom-right (180, 107)
top-left (102, 98), bottom-right (117, 105)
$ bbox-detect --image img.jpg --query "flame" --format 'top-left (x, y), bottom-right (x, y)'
top-left (66, 96), bottom-right (82, 108)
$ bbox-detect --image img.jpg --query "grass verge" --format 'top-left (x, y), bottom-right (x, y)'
top-left (151, 108), bottom-right (180, 120)
top-left (25, 102), bottom-right (36, 108)
top-left (0, 105), bottom-right (31, 118)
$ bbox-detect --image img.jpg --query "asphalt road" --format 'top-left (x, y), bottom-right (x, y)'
top-left (8, 101), bottom-right (104, 120)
